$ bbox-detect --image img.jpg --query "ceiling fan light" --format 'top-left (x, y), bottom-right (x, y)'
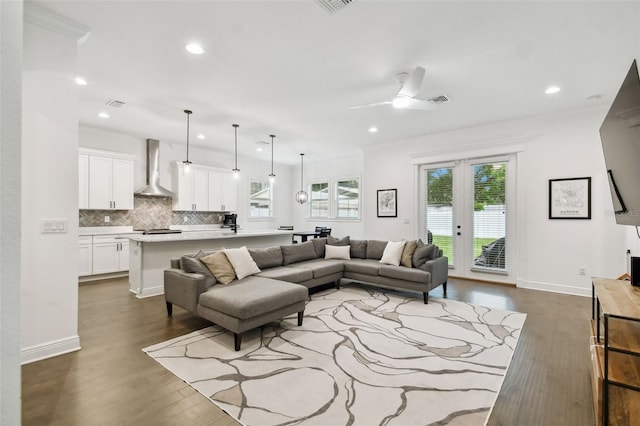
top-left (392, 96), bottom-right (410, 109)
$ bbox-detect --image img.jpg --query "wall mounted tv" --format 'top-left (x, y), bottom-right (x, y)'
top-left (600, 59), bottom-right (640, 226)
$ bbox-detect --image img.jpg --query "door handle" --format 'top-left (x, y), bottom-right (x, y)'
top-left (457, 232), bottom-right (461, 236)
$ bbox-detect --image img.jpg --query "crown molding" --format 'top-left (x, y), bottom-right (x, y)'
top-left (24, 2), bottom-right (90, 42)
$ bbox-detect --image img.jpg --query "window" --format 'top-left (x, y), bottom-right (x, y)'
top-left (335, 178), bottom-right (359, 218)
top-left (424, 167), bottom-right (454, 264)
top-left (249, 178), bottom-right (272, 217)
top-left (310, 181), bottom-right (329, 218)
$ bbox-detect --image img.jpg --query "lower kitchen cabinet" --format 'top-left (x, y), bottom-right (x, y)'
top-left (81, 235), bottom-right (130, 276)
top-left (78, 236), bottom-right (93, 276)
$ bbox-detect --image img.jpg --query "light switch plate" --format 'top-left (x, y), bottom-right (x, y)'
top-left (41, 219), bottom-right (68, 233)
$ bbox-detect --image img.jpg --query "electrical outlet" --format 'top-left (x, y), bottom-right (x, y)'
top-left (183, 216), bottom-right (188, 223)
top-left (104, 215), bottom-right (110, 223)
top-left (579, 266), bottom-right (586, 276)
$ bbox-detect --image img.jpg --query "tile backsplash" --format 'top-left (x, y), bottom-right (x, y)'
top-left (79, 195), bottom-right (223, 229)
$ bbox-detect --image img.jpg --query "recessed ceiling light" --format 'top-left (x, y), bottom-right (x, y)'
top-left (368, 126), bottom-right (378, 133)
top-left (75, 77), bottom-right (87, 86)
top-left (197, 133), bottom-right (205, 139)
top-left (97, 112), bottom-right (110, 119)
top-left (185, 43), bottom-right (205, 55)
top-left (545, 85), bottom-right (561, 94)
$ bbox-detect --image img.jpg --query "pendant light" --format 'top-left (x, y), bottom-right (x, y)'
top-left (232, 124), bottom-right (240, 180)
top-left (295, 153), bottom-right (308, 204)
top-left (182, 109), bottom-right (193, 173)
top-left (268, 134), bottom-right (276, 184)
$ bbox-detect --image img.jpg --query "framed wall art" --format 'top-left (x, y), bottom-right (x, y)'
top-left (377, 189), bottom-right (397, 217)
top-left (549, 177), bottom-right (591, 219)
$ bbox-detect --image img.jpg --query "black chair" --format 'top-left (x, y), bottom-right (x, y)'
top-left (314, 226), bottom-right (325, 232)
top-left (319, 228), bottom-right (331, 237)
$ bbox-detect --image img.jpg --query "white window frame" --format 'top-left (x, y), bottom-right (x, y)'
top-left (334, 176), bottom-right (360, 219)
top-left (248, 177), bottom-right (274, 220)
top-left (306, 175), bottom-right (361, 221)
top-left (309, 179), bottom-right (330, 219)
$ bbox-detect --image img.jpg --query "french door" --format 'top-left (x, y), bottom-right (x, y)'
top-left (419, 156), bottom-right (516, 282)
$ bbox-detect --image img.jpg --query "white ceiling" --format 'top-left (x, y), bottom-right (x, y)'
top-left (34, 0), bottom-right (640, 164)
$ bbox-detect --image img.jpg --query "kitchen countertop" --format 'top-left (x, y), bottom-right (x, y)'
top-left (79, 226), bottom-right (141, 236)
top-left (126, 229), bottom-right (292, 243)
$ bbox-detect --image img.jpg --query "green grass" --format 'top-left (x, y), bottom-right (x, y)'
top-left (431, 235), bottom-right (500, 263)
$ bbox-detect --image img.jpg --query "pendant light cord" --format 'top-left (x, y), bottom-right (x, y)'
top-left (269, 134), bottom-right (276, 177)
top-left (184, 109), bottom-right (192, 164)
top-left (300, 153), bottom-right (304, 191)
top-left (232, 124), bottom-right (239, 172)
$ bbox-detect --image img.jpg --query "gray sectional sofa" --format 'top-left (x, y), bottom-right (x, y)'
top-left (164, 236), bottom-right (448, 350)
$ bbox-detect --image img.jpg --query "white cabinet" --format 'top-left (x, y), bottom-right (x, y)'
top-left (208, 171), bottom-right (237, 211)
top-left (79, 154), bottom-right (89, 209)
top-left (78, 236), bottom-right (93, 276)
top-left (79, 148), bottom-right (134, 210)
top-left (91, 236), bottom-right (129, 274)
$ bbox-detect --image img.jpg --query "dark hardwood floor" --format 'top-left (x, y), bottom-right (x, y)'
top-left (22, 277), bottom-right (594, 425)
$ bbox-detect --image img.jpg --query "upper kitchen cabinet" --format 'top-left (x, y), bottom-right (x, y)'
top-left (209, 170), bottom-right (237, 212)
top-left (79, 148), bottom-right (135, 210)
top-left (172, 162), bottom-right (237, 212)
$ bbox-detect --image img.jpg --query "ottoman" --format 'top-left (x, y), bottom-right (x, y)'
top-left (197, 276), bottom-right (308, 351)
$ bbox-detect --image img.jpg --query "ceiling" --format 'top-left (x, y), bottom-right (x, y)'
top-left (33, 0), bottom-right (639, 165)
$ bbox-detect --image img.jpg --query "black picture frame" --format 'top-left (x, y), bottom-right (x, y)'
top-left (377, 189), bottom-right (397, 217)
top-left (549, 177), bottom-right (591, 219)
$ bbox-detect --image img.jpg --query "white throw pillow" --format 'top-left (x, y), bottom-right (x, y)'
top-left (379, 240), bottom-right (407, 266)
top-left (325, 244), bottom-right (351, 260)
top-left (223, 246), bottom-right (261, 279)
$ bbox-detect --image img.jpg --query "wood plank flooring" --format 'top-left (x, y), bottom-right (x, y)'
top-left (22, 277), bottom-right (594, 426)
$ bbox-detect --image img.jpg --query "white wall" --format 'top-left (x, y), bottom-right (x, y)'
top-left (80, 125), bottom-right (295, 230)
top-left (21, 6), bottom-right (88, 363)
top-left (358, 105), bottom-right (631, 296)
top-left (1, 0), bottom-right (23, 422)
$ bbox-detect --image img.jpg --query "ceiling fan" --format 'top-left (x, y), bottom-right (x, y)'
top-left (349, 66), bottom-right (447, 111)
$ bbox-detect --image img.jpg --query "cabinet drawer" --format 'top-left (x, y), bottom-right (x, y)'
top-left (79, 236), bottom-right (93, 245)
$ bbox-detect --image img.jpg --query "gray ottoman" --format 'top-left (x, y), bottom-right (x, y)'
top-left (197, 276), bottom-right (308, 351)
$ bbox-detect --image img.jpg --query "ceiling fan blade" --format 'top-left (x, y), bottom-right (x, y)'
top-left (397, 66), bottom-right (425, 98)
top-left (349, 100), bottom-right (392, 110)
top-left (405, 98), bottom-right (438, 110)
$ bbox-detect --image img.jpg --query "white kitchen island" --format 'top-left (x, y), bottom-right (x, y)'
top-left (127, 229), bottom-right (293, 298)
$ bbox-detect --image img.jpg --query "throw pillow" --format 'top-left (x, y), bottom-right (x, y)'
top-left (223, 246), bottom-right (261, 280)
top-left (312, 237), bottom-right (327, 258)
top-left (248, 246), bottom-right (283, 269)
top-left (325, 244), bottom-right (351, 260)
top-left (281, 241), bottom-right (318, 265)
top-left (379, 240), bottom-right (407, 266)
top-left (412, 244), bottom-right (435, 269)
top-left (349, 239), bottom-right (367, 259)
top-left (180, 254), bottom-right (217, 288)
top-left (366, 240), bottom-right (388, 260)
top-left (400, 240), bottom-right (417, 267)
top-left (200, 251), bottom-right (236, 284)
top-left (327, 235), bottom-right (350, 246)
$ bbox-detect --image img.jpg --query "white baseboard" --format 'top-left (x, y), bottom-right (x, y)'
top-left (517, 279), bottom-right (591, 297)
top-left (134, 285), bottom-right (164, 299)
top-left (21, 335), bottom-right (81, 365)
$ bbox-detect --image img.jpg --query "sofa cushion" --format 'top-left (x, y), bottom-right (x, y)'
top-left (412, 244), bottom-right (435, 269)
top-left (312, 237), bottom-right (327, 258)
top-left (325, 244), bottom-right (351, 260)
top-left (327, 235), bottom-right (350, 246)
top-left (350, 239), bottom-right (367, 259)
top-left (380, 240), bottom-right (406, 266)
top-left (181, 251), bottom-right (217, 288)
top-left (248, 246), bottom-right (283, 269)
top-left (343, 259), bottom-right (380, 276)
top-left (293, 259), bottom-right (344, 278)
top-left (281, 241), bottom-right (318, 265)
top-left (200, 251), bottom-right (236, 284)
top-left (379, 265), bottom-right (430, 283)
top-left (223, 246), bottom-right (261, 280)
top-left (401, 240), bottom-right (418, 267)
top-left (255, 266), bottom-right (313, 283)
top-left (198, 276), bottom-right (308, 320)
top-left (366, 240), bottom-right (388, 260)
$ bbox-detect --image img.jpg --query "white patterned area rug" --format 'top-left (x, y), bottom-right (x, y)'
top-left (144, 285), bottom-right (526, 426)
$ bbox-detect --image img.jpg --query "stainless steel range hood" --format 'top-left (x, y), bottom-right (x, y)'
top-left (134, 139), bottom-right (175, 197)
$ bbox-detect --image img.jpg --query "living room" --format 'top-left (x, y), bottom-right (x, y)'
top-left (3, 0), bottom-right (640, 424)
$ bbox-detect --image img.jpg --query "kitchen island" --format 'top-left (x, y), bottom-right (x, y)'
top-left (127, 229), bottom-right (293, 298)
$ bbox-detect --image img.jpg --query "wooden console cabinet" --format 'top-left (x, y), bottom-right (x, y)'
top-left (591, 278), bottom-right (640, 425)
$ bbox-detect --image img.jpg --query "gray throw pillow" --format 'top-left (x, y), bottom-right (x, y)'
top-left (281, 241), bottom-right (318, 265)
top-left (312, 237), bottom-right (327, 258)
top-left (248, 246), bottom-right (283, 269)
top-left (350, 239), bottom-right (367, 259)
top-left (327, 235), bottom-right (350, 246)
top-left (181, 252), bottom-right (217, 288)
top-left (366, 240), bottom-right (388, 260)
top-left (412, 244), bottom-right (435, 269)
top-left (416, 239), bottom-right (426, 248)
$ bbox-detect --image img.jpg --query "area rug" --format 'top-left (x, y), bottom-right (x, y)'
top-left (144, 285), bottom-right (526, 426)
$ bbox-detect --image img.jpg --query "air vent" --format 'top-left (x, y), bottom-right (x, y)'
top-left (428, 95), bottom-right (450, 104)
top-left (106, 99), bottom-right (126, 108)
top-left (316, 0), bottom-right (355, 14)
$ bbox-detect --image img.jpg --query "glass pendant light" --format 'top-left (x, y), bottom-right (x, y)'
top-left (183, 109), bottom-right (193, 173)
top-left (232, 124), bottom-right (240, 180)
top-left (268, 134), bottom-right (276, 184)
top-left (295, 153), bottom-right (308, 204)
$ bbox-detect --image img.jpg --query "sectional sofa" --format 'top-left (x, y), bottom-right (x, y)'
top-left (164, 236), bottom-right (448, 350)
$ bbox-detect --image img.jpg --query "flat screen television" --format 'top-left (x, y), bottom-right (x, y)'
top-left (600, 60), bottom-right (640, 226)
